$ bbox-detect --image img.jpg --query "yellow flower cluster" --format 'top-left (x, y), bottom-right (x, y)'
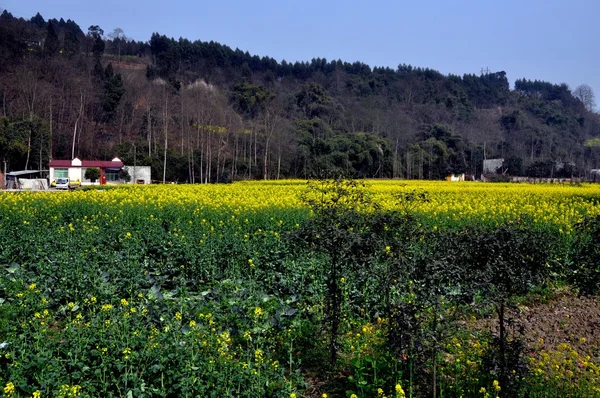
top-left (57, 384), bottom-right (82, 398)
top-left (395, 383), bottom-right (406, 398)
top-left (529, 343), bottom-right (600, 386)
top-left (3, 382), bottom-right (15, 396)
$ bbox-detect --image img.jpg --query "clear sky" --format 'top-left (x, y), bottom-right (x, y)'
top-left (3, 0), bottom-right (599, 107)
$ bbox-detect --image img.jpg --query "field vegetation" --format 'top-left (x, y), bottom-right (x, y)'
top-left (1, 180), bottom-right (600, 397)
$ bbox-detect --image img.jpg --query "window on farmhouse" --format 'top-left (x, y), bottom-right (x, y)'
top-left (55, 168), bottom-right (68, 178)
top-left (106, 171), bottom-right (119, 182)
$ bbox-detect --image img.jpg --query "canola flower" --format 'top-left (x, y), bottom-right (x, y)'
top-left (57, 384), bottom-right (82, 398)
top-left (493, 380), bottom-right (501, 392)
top-left (395, 383), bottom-right (406, 398)
top-left (2, 181), bottom-right (600, 237)
top-left (3, 382), bottom-right (15, 396)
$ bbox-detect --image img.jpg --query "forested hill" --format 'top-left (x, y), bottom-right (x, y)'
top-left (1, 10), bottom-right (599, 181)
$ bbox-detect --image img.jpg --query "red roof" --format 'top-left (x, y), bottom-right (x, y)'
top-left (49, 159), bottom-right (124, 168)
top-left (48, 160), bottom-right (71, 167)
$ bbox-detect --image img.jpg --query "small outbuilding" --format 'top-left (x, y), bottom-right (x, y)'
top-left (5, 170), bottom-right (49, 190)
top-left (122, 166), bottom-right (151, 184)
top-left (483, 158), bottom-right (504, 174)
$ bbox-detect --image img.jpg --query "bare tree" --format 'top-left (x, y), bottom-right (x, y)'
top-left (108, 28), bottom-right (127, 63)
top-left (573, 84), bottom-right (596, 112)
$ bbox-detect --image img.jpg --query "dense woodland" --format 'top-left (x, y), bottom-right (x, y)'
top-left (1, 10), bottom-right (599, 182)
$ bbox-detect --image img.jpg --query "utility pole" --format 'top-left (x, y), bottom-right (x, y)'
top-left (133, 144), bottom-right (137, 183)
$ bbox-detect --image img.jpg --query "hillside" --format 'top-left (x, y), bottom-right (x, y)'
top-left (1, 10), bottom-right (599, 181)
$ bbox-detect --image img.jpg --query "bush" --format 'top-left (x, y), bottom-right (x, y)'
top-left (84, 167), bottom-right (100, 182)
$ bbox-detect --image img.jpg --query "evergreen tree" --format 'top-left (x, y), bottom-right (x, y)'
top-left (102, 63), bottom-right (125, 121)
top-left (43, 22), bottom-right (60, 57)
top-left (64, 30), bottom-right (80, 58)
top-left (30, 12), bottom-right (45, 29)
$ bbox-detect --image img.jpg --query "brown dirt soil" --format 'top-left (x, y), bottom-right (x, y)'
top-left (304, 293), bottom-right (600, 397)
top-left (476, 293), bottom-right (600, 360)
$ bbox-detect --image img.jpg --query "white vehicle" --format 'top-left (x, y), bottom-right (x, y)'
top-left (55, 178), bottom-right (70, 190)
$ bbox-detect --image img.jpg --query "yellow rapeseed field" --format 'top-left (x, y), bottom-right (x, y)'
top-left (0, 180), bottom-right (600, 233)
top-left (2, 180), bottom-right (600, 233)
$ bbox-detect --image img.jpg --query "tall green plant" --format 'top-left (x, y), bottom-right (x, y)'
top-left (571, 215), bottom-right (600, 295)
top-left (293, 178), bottom-right (377, 366)
top-left (457, 220), bottom-right (553, 395)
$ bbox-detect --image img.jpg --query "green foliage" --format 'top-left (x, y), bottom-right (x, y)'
top-left (0, 117), bottom-right (49, 171)
top-left (586, 137), bottom-right (600, 148)
top-left (90, 27), bottom-right (105, 59)
top-left (297, 131), bottom-right (390, 178)
top-left (526, 159), bottom-right (554, 178)
top-left (102, 63), bottom-right (125, 121)
top-left (454, 220), bottom-right (556, 395)
top-left (119, 168), bottom-right (131, 182)
top-left (295, 83), bottom-right (344, 122)
top-left (503, 156), bottom-right (523, 175)
top-left (571, 215), bottom-right (600, 295)
top-left (409, 124), bottom-right (469, 179)
top-left (230, 83), bottom-right (274, 119)
top-left (294, 178), bottom-right (375, 366)
top-left (0, 185), bottom-right (597, 396)
top-left (84, 167), bottom-right (100, 182)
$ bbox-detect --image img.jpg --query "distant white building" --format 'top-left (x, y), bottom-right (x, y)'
top-left (483, 158), bottom-right (504, 174)
top-left (446, 173), bottom-right (465, 182)
top-left (122, 166), bottom-right (151, 184)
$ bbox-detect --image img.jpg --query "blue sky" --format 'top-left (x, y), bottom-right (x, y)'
top-left (3, 0), bottom-right (599, 107)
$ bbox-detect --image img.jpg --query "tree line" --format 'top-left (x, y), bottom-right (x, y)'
top-left (0, 9), bottom-right (598, 182)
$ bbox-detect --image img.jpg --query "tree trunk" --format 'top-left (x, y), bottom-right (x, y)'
top-left (180, 94), bottom-right (184, 156)
top-left (147, 104), bottom-right (152, 157)
top-left (24, 133), bottom-right (31, 170)
top-left (498, 301), bottom-right (507, 390)
top-left (49, 97), bottom-right (53, 161)
top-left (206, 127), bottom-right (211, 184)
top-left (277, 140), bottom-right (281, 180)
top-left (263, 138), bottom-right (269, 180)
top-left (72, 91), bottom-right (84, 159)
top-left (163, 92), bottom-right (168, 184)
top-left (329, 256), bottom-right (340, 367)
